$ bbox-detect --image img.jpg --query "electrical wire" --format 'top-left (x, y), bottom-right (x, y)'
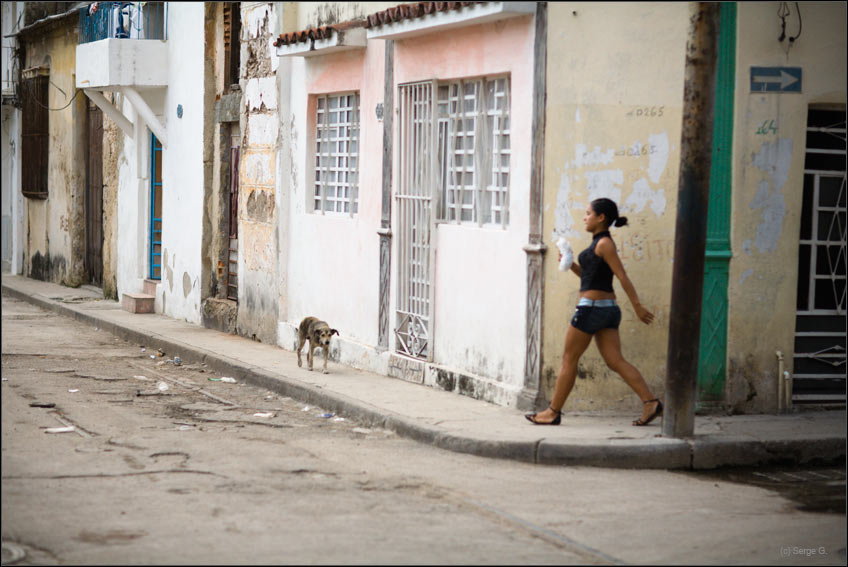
top-left (28, 86), bottom-right (83, 112)
top-left (777, 2), bottom-right (790, 41)
top-left (789, 2), bottom-right (802, 43)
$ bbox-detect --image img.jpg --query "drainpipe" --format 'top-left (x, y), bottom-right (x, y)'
top-left (662, 2), bottom-right (720, 439)
top-left (776, 350), bottom-right (785, 412)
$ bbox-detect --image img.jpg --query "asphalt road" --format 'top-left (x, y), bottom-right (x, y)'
top-left (2, 292), bottom-right (846, 565)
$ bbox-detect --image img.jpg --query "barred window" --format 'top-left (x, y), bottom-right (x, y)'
top-left (21, 73), bottom-right (50, 199)
top-left (314, 92), bottom-right (360, 215)
top-left (436, 76), bottom-right (510, 226)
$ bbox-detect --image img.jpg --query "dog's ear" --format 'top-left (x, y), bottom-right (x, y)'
top-left (331, 329), bottom-right (339, 336)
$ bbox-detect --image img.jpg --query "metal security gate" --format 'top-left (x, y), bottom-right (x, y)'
top-left (227, 143), bottom-right (239, 302)
top-left (793, 108), bottom-right (846, 404)
top-left (395, 82), bottom-right (437, 360)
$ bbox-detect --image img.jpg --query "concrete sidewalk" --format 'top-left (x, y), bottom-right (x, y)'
top-left (2, 274), bottom-right (845, 470)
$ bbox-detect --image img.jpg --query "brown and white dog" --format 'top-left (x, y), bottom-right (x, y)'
top-left (296, 316), bottom-right (339, 374)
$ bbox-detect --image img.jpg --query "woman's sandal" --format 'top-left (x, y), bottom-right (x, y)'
top-left (525, 407), bottom-right (562, 425)
top-left (633, 399), bottom-right (663, 426)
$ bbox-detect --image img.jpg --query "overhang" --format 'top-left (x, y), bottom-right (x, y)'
top-left (275, 21), bottom-right (367, 58)
top-left (365, 1), bottom-right (535, 40)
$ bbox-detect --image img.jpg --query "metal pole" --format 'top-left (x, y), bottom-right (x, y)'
top-left (663, 2), bottom-right (720, 439)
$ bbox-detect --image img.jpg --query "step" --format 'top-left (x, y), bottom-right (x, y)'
top-left (143, 279), bottom-right (159, 296)
top-left (122, 293), bottom-right (155, 314)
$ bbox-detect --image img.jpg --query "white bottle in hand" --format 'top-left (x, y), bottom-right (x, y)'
top-left (556, 237), bottom-right (573, 272)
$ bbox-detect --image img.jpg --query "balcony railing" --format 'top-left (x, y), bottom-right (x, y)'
top-left (78, 2), bottom-right (167, 44)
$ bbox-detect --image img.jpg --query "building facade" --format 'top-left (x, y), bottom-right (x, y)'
top-left (3, 1), bottom-right (844, 414)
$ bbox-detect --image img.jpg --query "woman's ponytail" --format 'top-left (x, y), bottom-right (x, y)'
top-left (591, 198), bottom-right (627, 229)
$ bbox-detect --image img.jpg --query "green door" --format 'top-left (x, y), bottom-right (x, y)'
top-left (697, 2), bottom-right (735, 408)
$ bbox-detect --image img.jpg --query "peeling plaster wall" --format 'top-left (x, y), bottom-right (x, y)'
top-left (20, 21), bottom-right (87, 287)
top-left (541, 2), bottom-right (688, 412)
top-left (101, 92), bottom-right (121, 299)
top-left (238, 2), bottom-right (280, 343)
top-left (727, 2), bottom-right (846, 412)
top-left (541, 2), bottom-right (846, 414)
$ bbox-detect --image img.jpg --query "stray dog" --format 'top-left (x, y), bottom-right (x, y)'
top-left (297, 316), bottom-right (339, 374)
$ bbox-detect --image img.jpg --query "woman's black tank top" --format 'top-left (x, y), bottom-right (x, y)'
top-left (578, 231), bottom-right (614, 293)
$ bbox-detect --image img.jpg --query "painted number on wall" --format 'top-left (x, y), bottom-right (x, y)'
top-left (756, 120), bottom-right (778, 135)
top-left (615, 143), bottom-right (660, 157)
top-left (626, 106), bottom-right (665, 118)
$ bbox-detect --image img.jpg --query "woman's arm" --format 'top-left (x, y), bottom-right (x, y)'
top-left (559, 249), bottom-right (582, 277)
top-left (596, 238), bottom-right (654, 324)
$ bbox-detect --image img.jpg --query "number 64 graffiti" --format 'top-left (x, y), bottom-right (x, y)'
top-left (756, 120), bottom-right (778, 135)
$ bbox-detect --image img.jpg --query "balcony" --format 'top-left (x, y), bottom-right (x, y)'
top-left (75, 2), bottom-right (168, 90)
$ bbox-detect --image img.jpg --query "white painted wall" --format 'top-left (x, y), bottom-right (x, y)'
top-left (116, 3), bottom-right (205, 324)
top-left (159, 3), bottom-right (205, 322)
top-left (279, 46), bottom-right (384, 369)
top-left (274, 14), bottom-right (536, 405)
top-left (2, 1), bottom-right (25, 275)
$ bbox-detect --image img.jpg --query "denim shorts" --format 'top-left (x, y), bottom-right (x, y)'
top-left (570, 298), bottom-right (621, 334)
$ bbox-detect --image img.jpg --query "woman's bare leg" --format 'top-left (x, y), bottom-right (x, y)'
top-left (530, 324), bottom-right (593, 424)
top-left (594, 328), bottom-right (660, 423)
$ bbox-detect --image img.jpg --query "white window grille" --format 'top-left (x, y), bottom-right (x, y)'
top-left (793, 107), bottom-right (846, 403)
top-left (436, 76), bottom-right (510, 226)
top-left (314, 92), bottom-right (360, 215)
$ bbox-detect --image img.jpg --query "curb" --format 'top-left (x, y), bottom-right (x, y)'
top-left (3, 281), bottom-right (846, 471)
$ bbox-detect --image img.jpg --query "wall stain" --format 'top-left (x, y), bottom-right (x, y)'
top-left (29, 251), bottom-right (68, 284)
top-left (246, 190), bottom-right (275, 223)
top-left (182, 272), bottom-right (192, 298)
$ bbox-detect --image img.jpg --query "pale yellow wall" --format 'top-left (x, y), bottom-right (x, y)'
top-left (542, 1), bottom-right (846, 414)
top-left (23, 22), bottom-right (85, 285)
top-left (727, 2), bottom-right (846, 412)
top-left (541, 2), bottom-right (689, 412)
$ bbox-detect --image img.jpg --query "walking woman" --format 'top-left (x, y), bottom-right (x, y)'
top-left (525, 198), bottom-right (663, 426)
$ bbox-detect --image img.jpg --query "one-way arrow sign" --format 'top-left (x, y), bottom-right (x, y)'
top-left (750, 67), bottom-right (802, 93)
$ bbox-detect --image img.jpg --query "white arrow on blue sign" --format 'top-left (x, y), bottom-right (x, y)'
top-left (750, 67), bottom-right (802, 93)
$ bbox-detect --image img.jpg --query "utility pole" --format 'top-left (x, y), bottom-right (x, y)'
top-left (663, 2), bottom-right (720, 439)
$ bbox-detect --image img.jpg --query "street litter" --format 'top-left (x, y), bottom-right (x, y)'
top-left (301, 406), bottom-right (311, 412)
top-left (157, 349), bottom-right (166, 357)
top-left (173, 357), bottom-right (182, 366)
top-left (150, 355), bottom-right (156, 359)
top-left (136, 389), bottom-right (165, 397)
top-left (68, 389), bottom-right (79, 393)
top-left (45, 426), bottom-right (75, 434)
top-left (157, 381), bottom-right (169, 392)
top-left (333, 417), bottom-right (345, 422)
top-left (318, 413), bottom-right (334, 418)
top-left (29, 402), bottom-right (56, 408)
top-left (253, 412), bottom-right (274, 418)
top-left (141, 347), bottom-right (146, 353)
top-left (132, 375), bottom-right (150, 381)
top-left (208, 377), bottom-right (237, 383)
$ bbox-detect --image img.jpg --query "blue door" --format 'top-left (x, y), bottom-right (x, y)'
top-left (148, 134), bottom-right (162, 280)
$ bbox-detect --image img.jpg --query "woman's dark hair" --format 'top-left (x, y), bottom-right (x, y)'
top-left (591, 198), bottom-right (628, 228)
